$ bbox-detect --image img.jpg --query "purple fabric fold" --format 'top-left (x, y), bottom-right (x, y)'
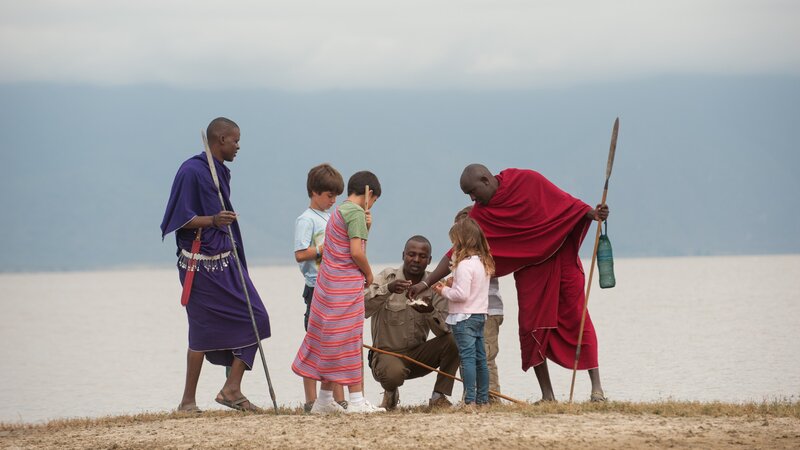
top-left (161, 152), bottom-right (270, 369)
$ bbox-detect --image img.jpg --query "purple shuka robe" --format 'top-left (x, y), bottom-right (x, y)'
top-left (160, 152), bottom-right (270, 369)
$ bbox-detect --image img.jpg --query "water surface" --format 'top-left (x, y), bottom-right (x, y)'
top-left (1, 255), bottom-right (798, 423)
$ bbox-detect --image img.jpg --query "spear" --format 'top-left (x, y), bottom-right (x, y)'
top-left (362, 185), bottom-right (371, 394)
top-left (568, 118), bottom-right (619, 403)
top-left (201, 131), bottom-right (279, 414)
top-left (363, 344), bottom-right (525, 404)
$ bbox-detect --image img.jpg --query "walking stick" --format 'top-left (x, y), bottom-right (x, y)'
top-left (362, 185), bottom-right (371, 394)
top-left (202, 131), bottom-right (279, 414)
top-left (568, 118), bottom-right (619, 403)
top-left (363, 344), bottom-right (525, 404)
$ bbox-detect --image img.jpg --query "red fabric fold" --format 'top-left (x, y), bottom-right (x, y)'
top-left (468, 169), bottom-right (597, 371)
top-left (470, 169), bottom-right (591, 269)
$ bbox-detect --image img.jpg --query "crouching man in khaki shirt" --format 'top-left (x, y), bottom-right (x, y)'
top-left (365, 235), bottom-right (460, 410)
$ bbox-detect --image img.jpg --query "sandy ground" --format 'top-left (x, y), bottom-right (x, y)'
top-left (2, 409), bottom-right (799, 449)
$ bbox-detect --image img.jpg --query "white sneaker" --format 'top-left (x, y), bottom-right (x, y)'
top-left (310, 398), bottom-right (346, 414)
top-left (345, 400), bottom-right (386, 414)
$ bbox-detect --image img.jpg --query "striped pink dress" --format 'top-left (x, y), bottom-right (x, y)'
top-left (291, 203), bottom-right (366, 386)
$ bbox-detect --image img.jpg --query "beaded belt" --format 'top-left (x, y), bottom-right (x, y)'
top-left (178, 249), bottom-right (231, 272)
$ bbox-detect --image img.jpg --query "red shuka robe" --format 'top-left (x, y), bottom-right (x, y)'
top-left (470, 168), bottom-right (599, 371)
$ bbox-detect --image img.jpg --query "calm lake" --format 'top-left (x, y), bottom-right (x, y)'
top-left (1, 255), bottom-right (798, 423)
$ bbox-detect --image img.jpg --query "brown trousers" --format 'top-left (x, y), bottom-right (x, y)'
top-left (370, 333), bottom-right (460, 396)
top-left (484, 314), bottom-right (504, 393)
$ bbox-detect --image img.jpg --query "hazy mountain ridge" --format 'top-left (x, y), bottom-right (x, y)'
top-left (1, 75), bottom-right (798, 271)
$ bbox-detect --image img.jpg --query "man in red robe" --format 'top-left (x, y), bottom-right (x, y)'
top-left (410, 164), bottom-right (609, 402)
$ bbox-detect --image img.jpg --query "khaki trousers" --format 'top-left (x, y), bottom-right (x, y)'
top-left (370, 333), bottom-right (460, 396)
top-left (484, 314), bottom-right (504, 393)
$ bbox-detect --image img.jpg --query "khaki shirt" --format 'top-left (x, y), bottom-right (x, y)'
top-left (365, 267), bottom-right (450, 353)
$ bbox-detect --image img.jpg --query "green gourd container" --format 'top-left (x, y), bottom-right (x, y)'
top-left (597, 222), bottom-right (616, 289)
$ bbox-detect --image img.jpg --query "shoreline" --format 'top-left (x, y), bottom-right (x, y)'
top-left (3, 253), bottom-right (799, 275)
top-left (3, 401), bottom-right (799, 449)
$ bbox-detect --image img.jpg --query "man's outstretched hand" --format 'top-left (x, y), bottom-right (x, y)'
top-left (407, 282), bottom-right (428, 299)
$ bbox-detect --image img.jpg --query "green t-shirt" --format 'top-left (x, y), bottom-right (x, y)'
top-left (339, 201), bottom-right (369, 240)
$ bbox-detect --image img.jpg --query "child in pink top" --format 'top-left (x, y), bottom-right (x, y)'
top-left (433, 218), bottom-right (494, 405)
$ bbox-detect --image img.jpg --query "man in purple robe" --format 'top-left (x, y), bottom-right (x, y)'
top-left (161, 117), bottom-right (270, 412)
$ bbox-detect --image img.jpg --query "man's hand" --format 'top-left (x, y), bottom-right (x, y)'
top-left (388, 279), bottom-right (412, 294)
top-left (407, 282), bottom-right (428, 299)
top-left (365, 210), bottom-right (372, 230)
top-left (212, 211), bottom-right (238, 227)
top-left (588, 204), bottom-right (609, 222)
top-left (408, 296), bottom-right (434, 314)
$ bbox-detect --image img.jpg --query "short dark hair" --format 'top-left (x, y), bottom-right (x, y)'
top-left (207, 117), bottom-right (239, 142)
top-left (307, 163), bottom-right (344, 197)
top-left (405, 235), bottom-right (432, 253)
top-left (454, 205), bottom-right (473, 223)
top-left (347, 171), bottom-right (381, 197)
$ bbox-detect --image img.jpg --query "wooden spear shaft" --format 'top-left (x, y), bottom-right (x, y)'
top-left (362, 185), bottom-right (371, 394)
top-left (363, 344), bottom-right (525, 404)
top-left (568, 118), bottom-right (618, 403)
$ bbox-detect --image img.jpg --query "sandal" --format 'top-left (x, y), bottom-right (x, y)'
top-left (216, 392), bottom-right (263, 412)
top-left (177, 402), bottom-right (202, 413)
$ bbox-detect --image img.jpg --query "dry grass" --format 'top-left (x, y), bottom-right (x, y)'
top-left (512, 399), bottom-right (800, 418)
top-left (401, 398), bottom-right (800, 418)
top-left (2, 399), bottom-right (797, 432)
top-left (0, 407), bottom-right (293, 432)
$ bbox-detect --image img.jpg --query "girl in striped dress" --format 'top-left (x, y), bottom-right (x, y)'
top-left (292, 171), bottom-right (385, 414)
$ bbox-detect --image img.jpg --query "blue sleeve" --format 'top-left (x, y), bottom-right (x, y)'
top-left (294, 215), bottom-right (314, 252)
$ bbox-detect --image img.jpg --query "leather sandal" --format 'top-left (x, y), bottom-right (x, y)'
top-left (590, 392), bottom-right (607, 402)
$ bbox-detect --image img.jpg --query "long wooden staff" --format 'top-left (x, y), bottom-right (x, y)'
top-left (363, 344), bottom-right (524, 404)
top-left (568, 117), bottom-right (619, 403)
top-left (202, 131), bottom-right (279, 414)
top-left (362, 185), bottom-right (370, 394)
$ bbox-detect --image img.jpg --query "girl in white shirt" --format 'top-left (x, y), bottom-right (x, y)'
top-left (433, 217), bottom-right (495, 405)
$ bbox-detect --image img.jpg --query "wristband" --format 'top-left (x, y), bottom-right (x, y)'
top-left (211, 214), bottom-right (217, 227)
top-left (420, 280), bottom-right (429, 289)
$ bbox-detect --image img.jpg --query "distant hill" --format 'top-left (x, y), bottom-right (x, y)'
top-left (1, 75), bottom-right (798, 271)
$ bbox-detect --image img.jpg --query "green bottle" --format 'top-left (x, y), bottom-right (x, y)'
top-left (597, 222), bottom-right (616, 289)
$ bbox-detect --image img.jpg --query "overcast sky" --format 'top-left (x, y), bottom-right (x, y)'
top-left (2, 0), bottom-right (799, 90)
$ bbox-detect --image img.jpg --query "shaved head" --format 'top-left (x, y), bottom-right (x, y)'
top-left (459, 163), bottom-right (498, 205)
top-left (460, 164), bottom-right (493, 184)
top-left (403, 235), bottom-right (432, 278)
top-left (405, 235), bottom-right (432, 253)
top-left (206, 117), bottom-right (241, 162)
top-left (207, 117), bottom-right (239, 143)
